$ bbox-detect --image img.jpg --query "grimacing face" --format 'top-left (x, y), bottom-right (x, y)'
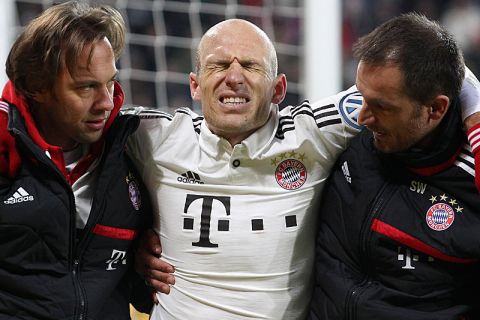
top-left (356, 62), bottom-right (436, 153)
top-left (34, 37), bottom-right (118, 150)
top-left (189, 20), bottom-right (286, 146)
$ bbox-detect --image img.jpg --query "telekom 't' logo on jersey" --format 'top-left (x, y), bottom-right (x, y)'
top-left (106, 249), bottom-right (127, 270)
top-left (183, 194), bottom-right (231, 248)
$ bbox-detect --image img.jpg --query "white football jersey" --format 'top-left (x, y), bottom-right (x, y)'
top-left (126, 86), bottom-right (362, 320)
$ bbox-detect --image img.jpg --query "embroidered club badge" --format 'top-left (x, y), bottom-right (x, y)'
top-left (275, 159), bottom-right (307, 190)
top-left (425, 203), bottom-right (454, 231)
top-left (126, 173), bottom-right (141, 211)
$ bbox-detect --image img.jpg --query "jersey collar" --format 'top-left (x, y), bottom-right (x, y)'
top-left (199, 104), bottom-right (279, 159)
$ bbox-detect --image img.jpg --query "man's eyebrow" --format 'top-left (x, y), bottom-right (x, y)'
top-left (73, 71), bottom-right (119, 84)
top-left (368, 97), bottom-right (398, 109)
top-left (206, 58), bottom-right (230, 65)
top-left (206, 57), bottom-right (260, 65)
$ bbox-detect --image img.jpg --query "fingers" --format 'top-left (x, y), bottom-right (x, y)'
top-left (136, 251), bottom-right (175, 278)
top-left (138, 228), bottom-right (162, 256)
top-left (136, 250), bottom-right (175, 275)
top-left (151, 290), bottom-right (159, 304)
top-left (145, 228), bottom-right (162, 256)
top-left (135, 228), bottom-right (176, 295)
top-left (142, 257), bottom-right (176, 295)
top-left (151, 257), bottom-right (175, 274)
top-left (135, 229), bottom-right (175, 275)
top-left (147, 268), bottom-right (175, 285)
top-left (145, 274), bottom-right (173, 295)
top-left (144, 265), bottom-right (176, 295)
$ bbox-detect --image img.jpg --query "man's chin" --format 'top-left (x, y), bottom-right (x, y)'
top-left (373, 139), bottom-right (394, 153)
top-left (78, 133), bottom-right (103, 145)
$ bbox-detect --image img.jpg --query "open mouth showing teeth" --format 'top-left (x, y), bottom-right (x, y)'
top-left (222, 97), bottom-right (247, 104)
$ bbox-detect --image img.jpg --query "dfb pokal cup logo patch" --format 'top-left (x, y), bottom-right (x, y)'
top-left (339, 91), bottom-right (363, 130)
top-left (275, 159), bottom-right (307, 190)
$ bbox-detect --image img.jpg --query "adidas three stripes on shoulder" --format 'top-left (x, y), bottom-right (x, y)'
top-left (467, 123), bottom-right (480, 193)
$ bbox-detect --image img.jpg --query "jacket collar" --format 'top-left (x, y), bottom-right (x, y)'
top-left (199, 104), bottom-right (278, 159)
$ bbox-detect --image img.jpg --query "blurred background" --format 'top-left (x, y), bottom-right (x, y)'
top-left (1, 0), bottom-right (479, 317)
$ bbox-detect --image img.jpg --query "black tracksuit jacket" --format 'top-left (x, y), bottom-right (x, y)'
top-left (310, 105), bottom-right (480, 320)
top-left (0, 84), bottom-right (152, 319)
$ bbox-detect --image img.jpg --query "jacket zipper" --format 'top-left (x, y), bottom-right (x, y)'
top-left (359, 183), bottom-right (393, 258)
top-left (66, 177), bottom-right (87, 320)
top-left (345, 279), bottom-right (371, 320)
top-left (73, 157), bottom-right (112, 319)
top-left (345, 183), bottom-right (398, 320)
top-left (36, 156), bottom-right (87, 320)
top-left (73, 259), bottom-right (86, 320)
top-left (34, 152), bottom-right (87, 320)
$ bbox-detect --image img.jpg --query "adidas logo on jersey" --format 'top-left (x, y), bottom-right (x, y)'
top-left (341, 161), bottom-right (351, 183)
top-left (178, 171), bottom-right (204, 184)
top-left (4, 187), bottom-right (34, 204)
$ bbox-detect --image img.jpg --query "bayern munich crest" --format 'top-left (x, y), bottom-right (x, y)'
top-left (126, 172), bottom-right (141, 211)
top-left (425, 203), bottom-right (454, 231)
top-left (275, 159), bottom-right (307, 190)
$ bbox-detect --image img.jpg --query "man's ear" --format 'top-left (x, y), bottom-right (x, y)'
top-left (189, 72), bottom-right (201, 101)
top-left (271, 73), bottom-right (287, 105)
top-left (428, 94), bottom-right (450, 121)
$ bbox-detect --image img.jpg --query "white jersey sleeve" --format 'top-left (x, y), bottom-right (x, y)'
top-left (460, 66), bottom-right (480, 121)
top-left (278, 85), bottom-right (362, 173)
top-left (125, 106), bottom-right (176, 177)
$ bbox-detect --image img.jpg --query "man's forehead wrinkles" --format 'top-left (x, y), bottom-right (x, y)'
top-left (205, 53), bottom-right (258, 65)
